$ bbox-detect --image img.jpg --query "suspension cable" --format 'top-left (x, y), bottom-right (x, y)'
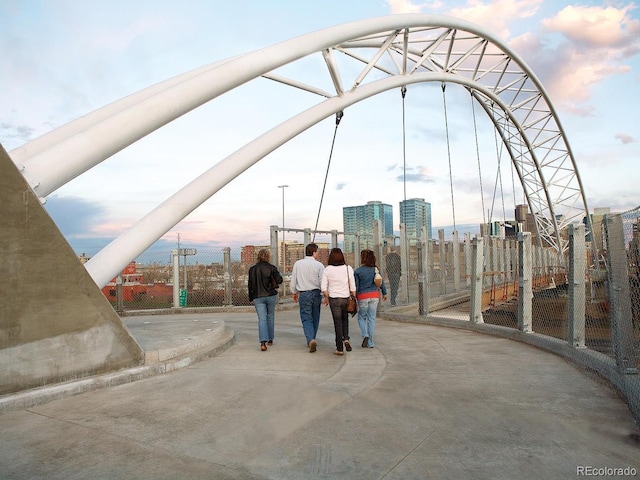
top-left (441, 82), bottom-right (456, 231)
top-left (312, 111), bottom-right (343, 242)
top-left (470, 91), bottom-right (486, 226)
top-left (401, 85), bottom-right (407, 204)
top-left (488, 110), bottom-right (507, 229)
top-left (510, 138), bottom-right (517, 208)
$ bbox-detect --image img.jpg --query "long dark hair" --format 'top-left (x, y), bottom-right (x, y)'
top-left (360, 249), bottom-right (377, 267)
top-left (327, 247), bottom-right (346, 266)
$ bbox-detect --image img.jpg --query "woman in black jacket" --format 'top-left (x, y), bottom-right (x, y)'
top-left (248, 249), bottom-right (283, 351)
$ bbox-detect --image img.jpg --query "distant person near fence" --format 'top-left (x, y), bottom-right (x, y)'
top-left (386, 248), bottom-right (401, 306)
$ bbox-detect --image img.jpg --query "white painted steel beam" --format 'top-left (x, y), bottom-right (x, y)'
top-left (14, 14), bottom-right (505, 198)
top-left (86, 71), bottom-right (515, 287)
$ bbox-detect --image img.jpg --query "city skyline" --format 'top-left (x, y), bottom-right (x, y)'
top-left (2, 1), bottom-right (638, 257)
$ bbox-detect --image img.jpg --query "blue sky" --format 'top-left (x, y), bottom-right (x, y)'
top-left (1, 0), bottom-right (639, 255)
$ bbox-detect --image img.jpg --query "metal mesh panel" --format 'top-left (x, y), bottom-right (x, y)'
top-left (98, 248), bottom-right (250, 310)
top-left (619, 207), bottom-right (640, 369)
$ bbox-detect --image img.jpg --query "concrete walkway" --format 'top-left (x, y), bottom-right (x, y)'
top-left (0, 307), bottom-right (639, 479)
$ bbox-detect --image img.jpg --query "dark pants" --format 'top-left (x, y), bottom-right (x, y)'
top-left (328, 297), bottom-right (350, 352)
top-left (389, 275), bottom-right (401, 305)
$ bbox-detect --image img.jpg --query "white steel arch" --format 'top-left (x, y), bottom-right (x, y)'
top-left (9, 14), bottom-right (591, 287)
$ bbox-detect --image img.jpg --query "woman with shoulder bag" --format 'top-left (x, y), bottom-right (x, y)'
top-left (248, 249), bottom-right (283, 351)
top-left (354, 249), bottom-right (387, 348)
top-left (321, 247), bottom-right (356, 355)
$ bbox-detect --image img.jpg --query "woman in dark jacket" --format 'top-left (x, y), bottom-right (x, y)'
top-left (248, 249), bottom-right (283, 351)
top-left (354, 249), bottom-right (387, 348)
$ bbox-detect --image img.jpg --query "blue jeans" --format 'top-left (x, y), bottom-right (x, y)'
top-left (298, 290), bottom-right (322, 345)
top-left (253, 294), bottom-right (278, 342)
top-left (357, 297), bottom-right (379, 347)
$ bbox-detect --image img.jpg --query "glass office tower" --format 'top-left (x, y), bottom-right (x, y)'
top-left (343, 201), bottom-right (394, 253)
top-left (399, 198), bottom-right (432, 244)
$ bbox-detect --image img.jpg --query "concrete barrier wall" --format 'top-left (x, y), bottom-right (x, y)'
top-left (0, 144), bottom-right (144, 395)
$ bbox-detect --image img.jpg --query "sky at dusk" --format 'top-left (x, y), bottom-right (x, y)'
top-left (1, 0), bottom-right (639, 258)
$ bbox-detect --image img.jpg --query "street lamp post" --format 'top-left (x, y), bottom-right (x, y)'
top-left (278, 184), bottom-right (288, 272)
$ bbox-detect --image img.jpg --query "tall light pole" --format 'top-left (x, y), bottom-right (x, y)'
top-left (278, 184), bottom-right (288, 272)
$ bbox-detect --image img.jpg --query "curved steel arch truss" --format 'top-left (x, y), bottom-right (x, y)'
top-left (10, 14), bottom-right (590, 287)
top-left (264, 22), bottom-right (590, 253)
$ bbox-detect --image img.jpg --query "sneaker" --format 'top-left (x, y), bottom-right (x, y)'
top-left (362, 337), bottom-right (369, 348)
top-left (309, 339), bottom-right (317, 353)
top-left (334, 350), bottom-right (344, 356)
top-left (344, 340), bottom-right (352, 352)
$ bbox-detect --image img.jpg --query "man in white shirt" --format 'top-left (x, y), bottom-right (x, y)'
top-left (290, 243), bottom-right (324, 352)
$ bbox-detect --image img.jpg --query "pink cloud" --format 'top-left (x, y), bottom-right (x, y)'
top-left (511, 4), bottom-right (640, 113)
top-left (446, 0), bottom-right (543, 40)
top-left (615, 133), bottom-right (636, 144)
top-left (542, 5), bottom-right (640, 49)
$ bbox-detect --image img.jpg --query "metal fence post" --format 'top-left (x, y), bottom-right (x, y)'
top-left (505, 239), bottom-right (512, 282)
top-left (429, 238), bottom-right (435, 292)
top-left (470, 236), bottom-right (484, 324)
top-left (568, 223), bottom-right (586, 348)
top-left (491, 236), bottom-right (498, 284)
top-left (223, 247), bottom-right (232, 306)
top-left (518, 232), bottom-right (533, 333)
top-left (116, 274), bottom-right (124, 314)
top-left (373, 219), bottom-right (383, 274)
top-left (512, 239), bottom-right (518, 283)
top-left (604, 214), bottom-right (638, 374)
top-left (498, 238), bottom-right (505, 285)
top-left (172, 249), bottom-right (180, 308)
top-left (439, 229), bottom-right (446, 295)
top-left (464, 233), bottom-right (471, 287)
top-left (417, 237), bottom-right (425, 315)
top-left (502, 238), bottom-right (509, 285)
top-left (270, 225), bottom-right (278, 272)
top-left (452, 231), bottom-right (460, 292)
top-left (419, 226), bottom-right (430, 316)
top-left (399, 224), bottom-right (409, 304)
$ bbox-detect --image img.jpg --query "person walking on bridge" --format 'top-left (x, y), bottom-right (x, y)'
top-left (248, 249), bottom-right (283, 351)
top-left (321, 247), bottom-right (356, 356)
top-left (291, 243), bottom-right (324, 352)
top-left (355, 249), bottom-right (387, 348)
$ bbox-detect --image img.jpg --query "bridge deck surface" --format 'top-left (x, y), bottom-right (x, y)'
top-left (0, 307), bottom-right (638, 479)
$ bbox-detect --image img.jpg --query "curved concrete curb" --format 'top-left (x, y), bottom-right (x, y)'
top-left (0, 323), bottom-right (235, 415)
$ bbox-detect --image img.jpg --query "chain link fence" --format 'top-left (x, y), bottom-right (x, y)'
top-left (99, 248), bottom-right (252, 310)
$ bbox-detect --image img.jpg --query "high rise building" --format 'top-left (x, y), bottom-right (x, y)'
top-left (399, 198), bottom-right (432, 243)
top-left (343, 201), bottom-right (394, 253)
